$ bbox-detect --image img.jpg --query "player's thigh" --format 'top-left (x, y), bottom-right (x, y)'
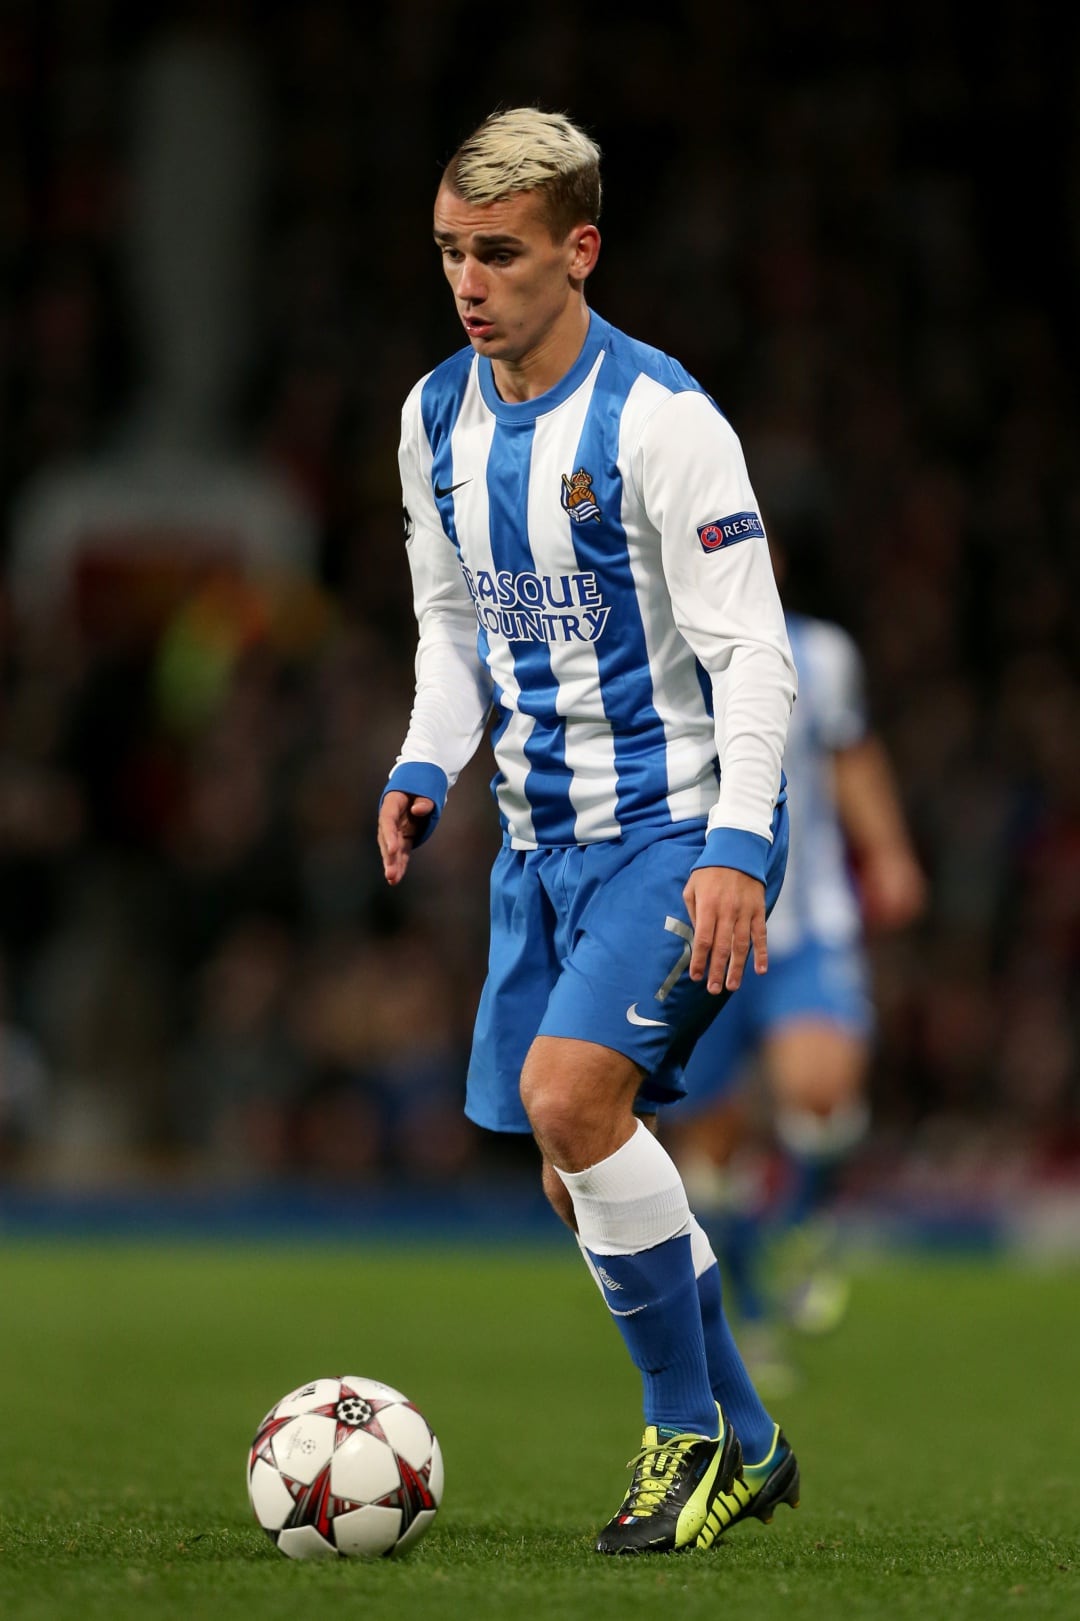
top-left (537, 829), bottom-right (713, 1086)
top-left (465, 844), bottom-right (563, 1135)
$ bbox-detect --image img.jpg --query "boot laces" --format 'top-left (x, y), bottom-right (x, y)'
top-left (623, 1432), bottom-right (702, 1518)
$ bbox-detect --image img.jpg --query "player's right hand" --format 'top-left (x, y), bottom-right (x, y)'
top-left (377, 791), bottom-right (436, 886)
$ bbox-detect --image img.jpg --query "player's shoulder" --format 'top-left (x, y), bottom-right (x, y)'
top-left (599, 319), bottom-right (738, 459)
top-left (400, 347), bottom-right (478, 456)
top-left (426, 343), bottom-right (476, 389)
top-left (600, 316), bottom-right (716, 405)
top-left (403, 345), bottom-right (475, 415)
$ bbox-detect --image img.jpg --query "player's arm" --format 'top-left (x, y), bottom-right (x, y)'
top-left (379, 384), bottom-right (493, 885)
top-left (833, 735), bottom-right (927, 931)
top-left (807, 618), bottom-right (927, 933)
top-left (633, 391), bottom-right (797, 992)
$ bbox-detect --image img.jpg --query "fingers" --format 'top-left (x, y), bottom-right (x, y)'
top-left (750, 911), bottom-right (769, 976)
top-left (377, 793), bottom-right (435, 885)
top-left (686, 905), bottom-right (719, 990)
top-left (684, 870), bottom-right (767, 995)
top-left (377, 801), bottom-right (408, 886)
top-left (712, 901), bottom-right (755, 993)
top-left (745, 909), bottom-right (769, 985)
top-left (721, 909), bottom-right (754, 993)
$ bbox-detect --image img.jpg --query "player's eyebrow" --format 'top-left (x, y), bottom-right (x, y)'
top-left (433, 229), bottom-right (526, 248)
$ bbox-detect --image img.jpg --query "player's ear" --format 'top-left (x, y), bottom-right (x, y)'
top-left (569, 223), bottom-right (601, 282)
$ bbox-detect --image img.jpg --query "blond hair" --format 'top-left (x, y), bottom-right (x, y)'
top-left (442, 107), bottom-right (602, 239)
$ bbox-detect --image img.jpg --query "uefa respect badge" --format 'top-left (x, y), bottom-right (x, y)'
top-left (697, 511), bottom-right (765, 553)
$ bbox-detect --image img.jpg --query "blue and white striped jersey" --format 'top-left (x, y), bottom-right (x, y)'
top-left (388, 313), bottom-right (796, 877)
top-left (766, 613), bottom-right (869, 955)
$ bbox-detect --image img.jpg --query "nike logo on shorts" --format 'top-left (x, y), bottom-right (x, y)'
top-left (626, 1003), bottom-right (668, 1028)
top-left (608, 1303), bottom-right (648, 1317)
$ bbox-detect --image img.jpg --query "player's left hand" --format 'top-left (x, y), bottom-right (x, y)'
top-left (683, 866), bottom-right (767, 995)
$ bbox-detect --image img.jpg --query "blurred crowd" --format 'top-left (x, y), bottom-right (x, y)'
top-left (0, 0), bottom-right (1077, 1192)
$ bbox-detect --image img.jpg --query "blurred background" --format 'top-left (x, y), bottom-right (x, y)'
top-left (0, 0), bottom-right (1076, 1247)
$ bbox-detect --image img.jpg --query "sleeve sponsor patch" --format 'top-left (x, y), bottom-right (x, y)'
top-left (697, 510), bottom-right (765, 553)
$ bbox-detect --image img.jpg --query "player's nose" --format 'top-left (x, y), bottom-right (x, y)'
top-left (457, 256), bottom-right (487, 302)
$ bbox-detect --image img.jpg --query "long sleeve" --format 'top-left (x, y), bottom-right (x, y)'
top-left (386, 380), bottom-right (494, 824)
top-left (632, 389), bottom-right (797, 873)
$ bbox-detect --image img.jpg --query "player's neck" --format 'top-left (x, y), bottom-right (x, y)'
top-left (491, 301), bottom-right (591, 404)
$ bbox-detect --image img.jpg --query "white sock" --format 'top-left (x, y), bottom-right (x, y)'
top-left (554, 1119), bottom-right (691, 1256)
top-left (775, 1098), bottom-right (870, 1162)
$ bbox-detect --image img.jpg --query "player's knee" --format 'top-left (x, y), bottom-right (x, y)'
top-left (519, 1068), bottom-right (577, 1158)
top-left (520, 1035), bottom-right (645, 1169)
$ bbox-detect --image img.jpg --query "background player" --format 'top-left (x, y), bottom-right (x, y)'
top-left (664, 561), bottom-right (928, 1389)
top-left (377, 107), bottom-right (800, 1554)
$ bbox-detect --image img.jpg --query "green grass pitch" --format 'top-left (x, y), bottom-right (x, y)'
top-left (0, 1236), bottom-right (1077, 1620)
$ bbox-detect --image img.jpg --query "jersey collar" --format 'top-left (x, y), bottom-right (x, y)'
top-left (477, 312), bottom-right (611, 424)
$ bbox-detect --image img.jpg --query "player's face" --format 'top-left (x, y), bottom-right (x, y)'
top-left (433, 185), bottom-right (598, 380)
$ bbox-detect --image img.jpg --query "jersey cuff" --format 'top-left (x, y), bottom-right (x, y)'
top-left (691, 827), bottom-right (771, 883)
top-left (381, 763), bottom-right (449, 847)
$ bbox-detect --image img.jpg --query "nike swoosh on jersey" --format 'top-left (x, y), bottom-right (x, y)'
top-left (626, 1004), bottom-right (668, 1028)
top-left (433, 478), bottom-right (471, 498)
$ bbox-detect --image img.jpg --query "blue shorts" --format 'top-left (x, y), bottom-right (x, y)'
top-left (676, 934), bottom-right (874, 1117)
top-left (465, 805), bottom-right (789, 1134)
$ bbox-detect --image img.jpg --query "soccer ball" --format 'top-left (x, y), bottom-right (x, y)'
top-left (247, 1375), bottom-right (443, 1559)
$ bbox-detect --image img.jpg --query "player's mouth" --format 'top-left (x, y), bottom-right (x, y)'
top-left (462, 314), bottom-right (495, 340)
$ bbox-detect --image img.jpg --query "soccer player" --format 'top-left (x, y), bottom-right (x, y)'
top-left (666, 598), bottom-right (927, 1380)
top-left (377, 107), bottom-right (799, 1555)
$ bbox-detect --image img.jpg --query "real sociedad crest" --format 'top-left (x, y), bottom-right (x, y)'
top-left (561, 468), bottom-right (602, 523)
